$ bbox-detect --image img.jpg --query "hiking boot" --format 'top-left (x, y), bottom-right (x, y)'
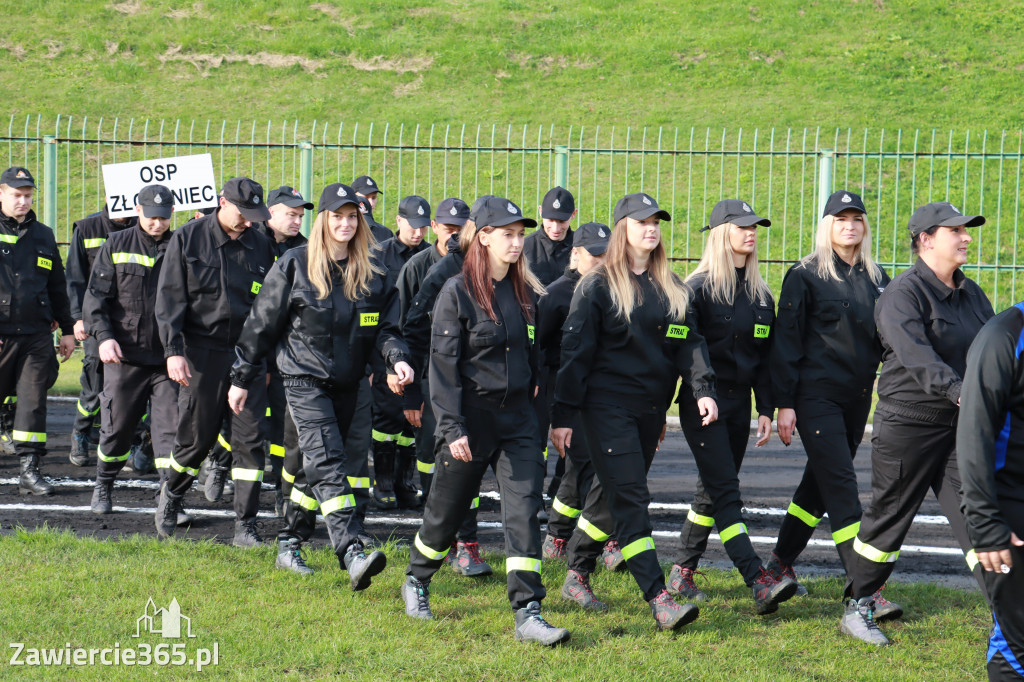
top-left (155, 482), bottom-right (182, 540)
top-left (514, 601), bottom-right (570, 646)
top-left (177, 507), bottom-right (194, 527)
top-left (840, 597), bottom-right (890, 645)
top-left (443, 542), bottom-right (457, 567)
top-left (343, 543), bottom-right (387, 591)
top-left (274, 488), bottom-right (285, 518)
top-left (871, 587), bottom-right (903, 621)
top-left (69, 432), bottom-right (90, 467)
top-left (18, 454), bottom-right (54, 496)
top-left (561, 570), bottom-right (609, 612)
top-left (667, 564), bottom-right (708, 602)
top-left (129, 444), bottom-right (156, 475)
top-left (371, 440), bottom-right (398, 510)
top-left (451, 541), bottom-right (493, 577)
top-left (275, 538), bottom-right (314, 575)
top-left (205, 464), bottom-right (229, 503)
top-left (648, 589), bottom-right (699, 631)
top-left (752, 567), bottom-right (798, 615)
top-left (542, 534), bottom-right (567, 560)
top-left (402, 575), bottom-right (433, 620)
top-left (601, 540), bottom-right (626, 572)
top-left (232, 520), bottom-right (265, 548)
top-left (91, 479), bottom-right (113, 514)
top-left (766, 552), bottom-right (808, 596)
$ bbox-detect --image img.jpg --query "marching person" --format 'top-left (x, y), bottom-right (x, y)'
top-left (227, 182), bottom-right (413, 587)
top-left (84, 185), bottom-right (178, 515)
top-left (401, 195), bottom-right (570, 646)
top-left (0, 166), bottom-right (75, 495)
top-left (957, 303), bottom-right (1024, 680)
top-left (354, 175), bottom-right (393, 242)
top-left (842, 202), bottom-right (993, 645)
top-left (153, 177), bottom-right (277, 547)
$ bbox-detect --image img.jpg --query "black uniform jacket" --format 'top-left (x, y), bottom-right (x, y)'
top-left (771, 252), bottom-right (891, 409)
top-left (523, 227), bottom-right (573, 287)
top-left (396, 243), bottom-right (443, 322)
top-left (683, 269), bottom-right (774, 417)
top-left (230, 246), bottom-right (410, 391)
top-left (155, 212), bottom-right (276, 357)
top-left (429, 274), bottom-right (538, 445)
top-left (875, 258), bottom-right (993, 411)
top-left (536, 267), bottom-right (579, 370)
top-left (957, 303), bottom-right (1024, 552)
top-left (66, 207), bottom-right (136, 321)
top-left (82, 225), bottom-right (169, 366)
top-left (369, 237), bottom-right (428, 373)
top-left (551, 270), bottom-right (716, 430)
top-left (259, 223), bottom-right (307, 260)
top-left (0, 208), bottom-right (74, 336)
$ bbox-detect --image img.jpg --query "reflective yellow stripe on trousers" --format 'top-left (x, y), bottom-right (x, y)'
top-left (167, 452), bottom-right (198, 476)
top-left (577, 516), bottom-right (610, 542)
top-left (719, 523), bottom-right (748, 543)
top-left (620, 536), bottom-right (656, 561)
top-left (832, 522), bottom-right (860, 545)
top-left (269, 444), bottom-right (285, 458)
top-left (416, 460), bottom-right (435, 474)
top-left (12, 430), bottom-right (46, 443)
top-left (853, 537), bottom-right (900, 563)
top-left (552, 497), bottom-right (582, 518)
top-left (686, 509), bottom-right (714, 528)
top-left (506, 557), bottom-right (541, 573)
top-left (97, 446), bottom-right (130, 463)
top-left (290, 487), bottom-right (319, 510)
top-left (414, 532), bottom-right (449, 561)
top-left (787, 501), bottom-right (822, 528)
top-left (232, 468), bottom-right (264, 482)
top-left (321, 495), bottom-right (356, 515)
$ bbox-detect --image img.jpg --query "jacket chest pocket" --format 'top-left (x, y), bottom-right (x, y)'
top-left (31, 247), bottom-right (55, 286)
top-left (814, 299), bottom-right (846, 327)
top-left (116, 263), bottom-right (148, 301)
top-left (468, 320), bottom-right (507, 348)
top-left (0, 293), bottom-right (9, 321)
top-left (926, 311), bottom-right (959, 346)
top-left (187, 257), bottom-right (220, 294)
top-left (752, 307), bottom-right (774, 343)
top-left (355, 303), bottom-right (381, 338)
top-left (246, 261), bottom-right (268, 301)
top-left (294, 289), bottom-right (333, 337)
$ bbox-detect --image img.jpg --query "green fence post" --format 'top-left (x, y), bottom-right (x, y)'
top-left (42, 135), bottom-right (57, 232)
top-left (817, 147), bottom-right (834, 219)
top-left (299, 140), bottom-right (313, 236)
top-left (554, 144), bottom-right (569, 188)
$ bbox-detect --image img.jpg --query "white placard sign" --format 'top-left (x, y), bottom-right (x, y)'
top-left (102, 153), bottom-right (217, 219)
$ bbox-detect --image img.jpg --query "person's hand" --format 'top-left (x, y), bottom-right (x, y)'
top-left (167, 355), bottom-right (192, 387)
top-left (656, 422), bottom-right (667, 451)
top-left (404, 408), bottom-right (423, 428)
top-left (697, 397), bottom-right (718, 426)
top-left (976, 533), bottom-right (1024, 573)
top-left (227, 385), bottom-right (248, 415)
top-left (73, 319), bottom-right (88, 342)
top-left (534, 384), bottom-right (539, 398)
top-left (755, 415), bottom-right (773, 447)
top-left (449, 435), bottom-right (472, 462)
top-left (57, 335), bottom-right (75, 362)
top-left (98, 339), bottom-right (123, 364)
top-left (777, 408), bottom-right (796, 446)
top-left (550, 427), bottom-right (572, 458)
top-left (387, 362), bottom-right (415, 395)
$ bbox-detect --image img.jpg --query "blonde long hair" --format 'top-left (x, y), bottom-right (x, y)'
top-left (590, 217), bottom-right (689, 322)
top-left (688, 222), bottom-right (773, 305)
top-left (802, 213), bottom-right (884, 285)
top-left (306, 209), bottom-right (383, 300)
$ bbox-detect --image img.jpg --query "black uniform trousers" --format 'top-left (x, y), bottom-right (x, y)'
top-left (96, 362), bottom-right (177, 481)
top-left (547, 452), bottom-right (588, 541)
top-left (564, 424), bottom-right (616, 575)
top-left (265, 375), bottom-right (287, 484)
top-left (773, 393), bottom-right (871, 571)
top-left (532, 366), bottom-right (565, 498)
top-left (278, 402), bottom-right (302, 521)
top-left (73, 335), bottom-right (103, 436)
top-left (847, 409), bottom-right (985, 598)
top-left (983, 544), bottom-right (1024, 680)
top-left (165, 346), bottom-right (267, 523)
top-left (408, 403), bottom-right (546, 610)
top-left (345, 377), bottom-right (374, 514)
top-left (0, 332), bottom-right (58, 458)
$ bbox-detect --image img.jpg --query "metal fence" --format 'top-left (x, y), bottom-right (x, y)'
top-left (5, 115), bottom-right (1024, 308)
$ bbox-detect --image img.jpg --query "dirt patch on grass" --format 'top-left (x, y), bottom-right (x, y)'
top-left (393, 75), bottom-right (424, 97)
top-left (43, 40), bottom-right (63, 59)
top-left (347, 55), bottom-right (434, 74)
top-left (675, 51), bottom-right (707, 70)
top-left (0, 40), bottom-right (26, 60)
top-left (165, 2), bottom-right (208, 19)
top-left (158, 45), bottom-right (325, 73)
top-left (109, 0), bottom-right (143, 15)
top-left (509, 53), bottom-right (599, 73)
top-left (310, 3), bottom-right (362, 35)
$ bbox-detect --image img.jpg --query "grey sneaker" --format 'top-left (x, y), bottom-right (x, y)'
top-left (343, 544), bottom-right (387, 591)
top-left (840, 597), bottom-right (890, 646)
top-left (871, 588), bottom-right (904, 621)
top-left (649, 589), bottom-right (700, 631)
top-left (752, 567), bottom-right (798, 615)
top-left (275, 538), bottom-right (314, 575)
top-left (402, 575), bottom-right (433, 620)
top-left (561, 570), bottom-right (609, 612)
top-left (766, 552), bottom-right (808, 597)
top-left (514, 601), bottom-right (570, 646)
top-left (542, 534), bottom-right (567, 560)
top-left (667, 564), bottom-right (708, 602)
top-left (232, 520), bottom-right (265, 548)
top-left (155, 482), bottom-right (182, 540)
top-left (450, 541), bottom-right (493, 577)
top-left (91, 479), bottom-right (113, 515)
top-left (601, 540), bottom-right (626, 572)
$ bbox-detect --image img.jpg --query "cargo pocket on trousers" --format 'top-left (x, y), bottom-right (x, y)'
top-left (870, 453), bottom-right (902, 516)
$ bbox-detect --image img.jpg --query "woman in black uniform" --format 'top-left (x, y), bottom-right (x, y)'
top-left (841, 201), bottom-right (993, 645)
top-left (226, 182), bottom-right (413, 590)
top-left (400, 195), bottom-right (570, 647)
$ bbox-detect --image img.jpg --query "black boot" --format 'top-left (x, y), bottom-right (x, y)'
top-left (371, 439), bottom-right (397, 509)
top-left (69, 432), bottom-right (90, 467)
top-left (155, 481), bottom-right (182, 539)
top-left (19, 454), bottom-right (54, 496)
top-left (395, 444), bottom-right (421, 508)
top-left (419, 470), bottom-right (433, 506)
top-left (91, 478), bottom-right (114, 514)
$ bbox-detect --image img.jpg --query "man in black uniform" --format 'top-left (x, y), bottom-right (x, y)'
top-left (354, 176), bottom-right (393, 243)
top-left (84, 185), bottom-right (178, 513)
top-left (0, 166), bottom-right (76, 495)
top-left (154, 177), bottom-right (276, 546)
top-left (66, 204), bottom-right (137, 466)
top-left (958, 303), bottom-right (1024, 680)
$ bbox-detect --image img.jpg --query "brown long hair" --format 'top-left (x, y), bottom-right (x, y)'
top-left (462, 226), bottom-right (545, 323)
top-left (307, 208), bottom-right (382, 300)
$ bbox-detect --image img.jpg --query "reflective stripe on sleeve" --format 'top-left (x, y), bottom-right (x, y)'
top-left (686, 509), bottom-right (715, 528)
top-left (787, 501), bottom-right (822, 528)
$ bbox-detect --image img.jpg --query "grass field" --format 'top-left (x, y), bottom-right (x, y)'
top-left (0, 528), bottom-right (991, 681)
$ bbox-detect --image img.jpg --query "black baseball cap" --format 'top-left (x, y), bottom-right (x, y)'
top-left (267, 186), bottom-right (314, 210)
top-left (398, 195), bottom-right (431, 229)
top-left (541, 186), bottom-right (575, 221)
top-left (318, 183), bottom-right (360, 214)
top-left (436, 197), bottom-right (469, 226)
top-left (573, 222), bottom-right (610, 256)
top-left (822, 190), bottom-right (867, 217)
top-left (352, 175), bottom-right (382, 196)
top-left (701, 199), bottom-right (771, 233)
top-left (222, 177), bottom-right (272, 222)
top-left (469, 195), bottom-right (496, 224)
top-left (1, 166), bottom-right (36, 188)
top-left (137, 184), bottom-right (174, 218)
top-left (356, 195), bottom-right (374, 216)
top-left (613, 193), bottom-right (671, 224)
top-left (475, 196), bottom-right (537, 230)
top-left (908, 202), bottom-right (985, 237)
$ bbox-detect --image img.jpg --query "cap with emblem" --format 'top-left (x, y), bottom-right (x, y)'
top-left (318, 183), bottom-right (360, 214)
top-left (398, 195), bottom-right (432, 229)
top-left (475, 196), bottom-right (537, 230)
top-left (0, 166), bottom-right (36, 189)
top-left (267, 186), bottom-right (314, 210)
top-left (222, 177), bottom-right (272, 222)
top-left (573, 222), bottom-right (610, 256)
top-left (137, 184), bottom-right (175, 218)
top-left (701, 199), bottom-right (770, 233)
top-left (352, 175), bottom-right (382, 196)
top-left (541, 186), bottom-right (575, 221)
top-left (822, 190), bottom-right (867, 217)
top-left (908, 201), bottom-right (985, 237)
top-left (613, 192), bottom-right (672, 225)
top-left (469, 195), bottom-right (496, 225)
top-left (435, 197), bottom-right (469, 226)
